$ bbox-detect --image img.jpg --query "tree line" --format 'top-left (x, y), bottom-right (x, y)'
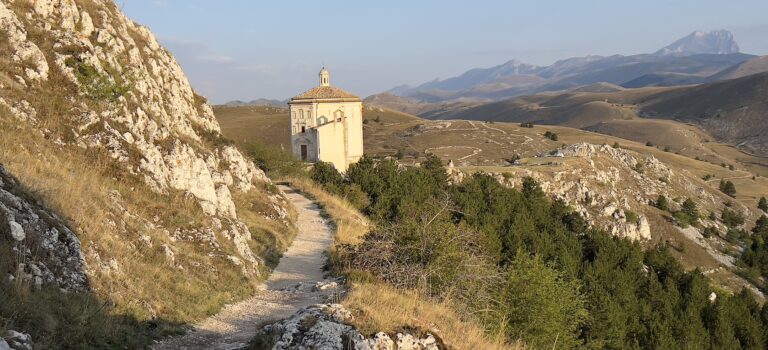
top-left (312, 155), bottom-right (768, 350)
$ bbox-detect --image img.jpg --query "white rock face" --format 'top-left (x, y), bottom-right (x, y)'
top-left (258, 304), bottom-right (442, 350)
top-left (4, 329), bottom-right (32, 350)
top-left (8, 220), bottom-right (24, 241)
top-left (0, 0), bottom-right (285, 274)
top-left (0, 3), bottom-right (49, 82)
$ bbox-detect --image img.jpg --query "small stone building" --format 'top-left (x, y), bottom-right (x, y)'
top-left (289, 68), bottom-right (364, 171)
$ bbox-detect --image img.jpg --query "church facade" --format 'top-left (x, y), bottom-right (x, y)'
top-left (288, 68), bottom-right (364, 172)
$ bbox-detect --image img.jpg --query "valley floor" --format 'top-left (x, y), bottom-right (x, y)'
top-left (152, 186), bottom-right (335, 350)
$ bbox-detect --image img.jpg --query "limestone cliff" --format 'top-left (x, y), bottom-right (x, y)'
top-left (0, 0), bottom-right (292, 326)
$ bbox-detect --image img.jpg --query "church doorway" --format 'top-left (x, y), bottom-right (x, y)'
top-left (300, 145), bottom-right (308, 161)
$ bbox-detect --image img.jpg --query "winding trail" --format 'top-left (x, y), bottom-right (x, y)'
top-left (153, 185), bottom-right (335, 350)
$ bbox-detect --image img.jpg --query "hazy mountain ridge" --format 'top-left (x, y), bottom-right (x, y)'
top-left (373, 30), bottom-right (758, 104)
top-left (222, 98), bottom-right (287, 107)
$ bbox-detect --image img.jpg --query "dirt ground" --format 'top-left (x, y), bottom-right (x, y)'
top-left (152, 185), bottom-right (336, 350)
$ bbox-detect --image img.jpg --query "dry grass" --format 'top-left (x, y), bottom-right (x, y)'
top-left (283, 176), bottom-right (369, 245)
top-left (0, 105), bottom-right (292, 329)
top-left (213, 105), bottom-right (290, 148)
top-left (343, 283), bottom-right (524, 350)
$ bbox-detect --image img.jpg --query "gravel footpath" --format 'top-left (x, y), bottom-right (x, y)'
top-left (153, 185), bottom-right (335, 350)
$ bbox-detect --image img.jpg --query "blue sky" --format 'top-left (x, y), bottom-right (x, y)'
top-left (121, 0), bottom-right (768, 103)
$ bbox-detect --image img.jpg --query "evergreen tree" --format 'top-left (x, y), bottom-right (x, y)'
top-left (682, 198), bottom-right (699, 220)
top-left (758, 197), bottom-right (768, 212)
top-left (656, 195), bottom-right (670, 211)
top-left (502, 254), bottom-right (587, 350)
top-left (325, 157), bottom-right (768, 349)
top-left (719, 180), bottom-right (737, 197)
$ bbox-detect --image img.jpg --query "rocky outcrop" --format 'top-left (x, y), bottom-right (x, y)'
top-left (0, 0), bottom-right (267, 219)
top-left (1, 330), bottom-right (32, 350)
top-left (0, 0), bottom-right (289, 276)
top-left (448, 143), bottom-right (746, 242)
top-left (0, 164), bottom-right (87, 291)
top-left (256, 304), bottom-right (442, 350)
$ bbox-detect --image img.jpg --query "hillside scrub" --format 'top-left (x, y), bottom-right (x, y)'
top-left (759, 197), bottom-right (768, 212)
top-left (312, 155), bottom-right (768, 349)
top-left (740, 216), bottom-right (768, 275)
top-left (283, 176), bottom-right (519, 349)
top-left (720, 179), bottom-right (737, 197)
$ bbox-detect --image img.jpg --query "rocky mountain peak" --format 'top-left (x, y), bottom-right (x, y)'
top-left (654, 29), bottom-right (740, 56)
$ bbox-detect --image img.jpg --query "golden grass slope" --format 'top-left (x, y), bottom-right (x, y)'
top-left (0, 103), bottom-right (295, 328)
top-left (214, 105), bottom-right (291, 149)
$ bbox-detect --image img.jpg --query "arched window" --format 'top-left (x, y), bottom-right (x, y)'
top-left (317, 116), bottom-right (328, 125)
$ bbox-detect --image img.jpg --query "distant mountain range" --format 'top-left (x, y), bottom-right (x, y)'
top-left (371, 30), bottom-right (762, 104)
top-left (221, 98), bottom-right (287, 108)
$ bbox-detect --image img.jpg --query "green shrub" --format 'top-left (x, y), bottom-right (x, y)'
top-left (543, 131), bottom-right (558, 141)
top-left (311, 161), bottom-right (344, 189)
top-left (702, 226), bottom-right (719, 238)
top-left (246, 141), bottom-right (307, 179)
top-left (501, 254), bottom-right (587, 350)
top-left (719, 180), bottom-right (737, 197)
top-left (758, 197), bottom-right (768, 212)
top-left (682, 198), bottom-right (700, 221)
top-left (64, 58), bottom-right (132, 104)
top-left (674, 211), bottom-right (694, 228)
top-left (721, 208), bottom-right (745, 228)
top-left (625, 210), bottom-right (639, 224)
top-left (632, 162), bottom-right (645, 174)
top-left (655, 195), bottom-right (670, 211)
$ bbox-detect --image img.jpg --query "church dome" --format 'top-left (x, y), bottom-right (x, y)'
top-left (290, 86), bottom-right (360, 101)
top-left (290, 67), bottom-right (360, 102)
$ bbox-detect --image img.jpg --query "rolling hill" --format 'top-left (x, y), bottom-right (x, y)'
top-left (419, 71), bottom-right (768, 165)
top-left (215, 104), bottom-right (768, 302)
top-left (640, 71), bottom-right (768, 156)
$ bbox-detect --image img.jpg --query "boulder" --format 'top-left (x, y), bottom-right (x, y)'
top-left (256, 304), bottom-right (443, 350)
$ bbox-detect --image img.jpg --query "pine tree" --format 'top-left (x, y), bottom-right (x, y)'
top-left (758, 197), bottom-right (768, 212)
top-left (682, 198), bottom-right (700, 220)
top-left (719, 180), bottom-right (737, 197)
top-left (655, 195), bottom-right (669, 211)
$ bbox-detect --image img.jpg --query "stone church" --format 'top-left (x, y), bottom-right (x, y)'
top-left (289, 68), bottom-right (364, 171)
